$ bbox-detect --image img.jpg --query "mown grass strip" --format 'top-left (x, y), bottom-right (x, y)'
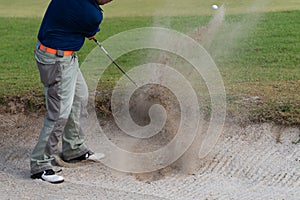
top-left (1, 0), bottom-right (299, 17)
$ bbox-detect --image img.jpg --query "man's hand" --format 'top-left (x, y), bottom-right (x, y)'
top-left (96, 0), bottom-right (113, 5)
top-left (88, 36), bottom-right (97, 41)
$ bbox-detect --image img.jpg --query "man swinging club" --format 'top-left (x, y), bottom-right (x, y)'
top-left (30, 0), bottom-right (113, 184)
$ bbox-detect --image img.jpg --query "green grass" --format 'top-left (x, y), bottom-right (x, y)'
top-left (104, 0), bottom-right (300, 17)
top-left (0, 15), bottom-right (211, 97)
top-left (0, 18), bottom-right (41, 95)
top-left (0, 5), bottom-right (299, 124)
top-left (0, 0), bottom-right (49, 17)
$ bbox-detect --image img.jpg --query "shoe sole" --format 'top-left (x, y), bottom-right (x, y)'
top-left (31, 176), bottom-right (64, 184)
top-left (42, 178), bottom-right (64, 184)
top-left (53, 154), bottom-right (99, 168)
top-left (87, 153), bottom-right (105, 162)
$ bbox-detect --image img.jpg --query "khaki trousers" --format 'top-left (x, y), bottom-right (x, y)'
top-left (30, 47), bottom-right (89, 174)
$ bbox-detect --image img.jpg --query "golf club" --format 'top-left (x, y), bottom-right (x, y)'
top-left (91, 37), bottom-right (138, 87)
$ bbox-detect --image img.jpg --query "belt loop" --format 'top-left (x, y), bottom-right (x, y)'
top-left (36, 41), bottom-right (41, 50)
top-left (38, 42), bottom-right (46, 52)
top-left (56, 50), bottom-right (64, 57)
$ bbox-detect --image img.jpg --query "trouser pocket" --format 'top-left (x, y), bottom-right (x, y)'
top-left (37, 60), bottom-right (61, 87)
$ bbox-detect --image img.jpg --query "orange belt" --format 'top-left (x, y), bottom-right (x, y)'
top-left (39, 44), bottom-right (74, 56)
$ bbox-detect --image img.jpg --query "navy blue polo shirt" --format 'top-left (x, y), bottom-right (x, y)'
top-left (38, 0), bottom-right (103, 51)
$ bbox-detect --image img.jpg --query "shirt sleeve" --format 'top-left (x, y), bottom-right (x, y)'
top-left (79, 2), bottom-right (103, 37)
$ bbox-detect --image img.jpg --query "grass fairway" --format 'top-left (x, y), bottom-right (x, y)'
top-left (0, 1), bottom-right (299, 125)
top-left (1, 0), bottom-right (299, 17)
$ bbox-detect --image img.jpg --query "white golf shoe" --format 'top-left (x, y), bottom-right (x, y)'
top-left (31, 169), bottom-right (64, 184)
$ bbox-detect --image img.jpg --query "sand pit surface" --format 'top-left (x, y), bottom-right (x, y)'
top-left (1, 112), bottom-right (299, 199)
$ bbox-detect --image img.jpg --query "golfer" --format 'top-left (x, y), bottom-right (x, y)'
top-left (30, 0), bottom-right (113, 184)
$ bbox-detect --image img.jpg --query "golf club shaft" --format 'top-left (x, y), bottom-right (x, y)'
top-left (92, 38), bottom-right (138, 87)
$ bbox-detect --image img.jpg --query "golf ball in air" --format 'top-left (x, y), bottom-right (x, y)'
top-left (212, 4), bottom-right (218, 10)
